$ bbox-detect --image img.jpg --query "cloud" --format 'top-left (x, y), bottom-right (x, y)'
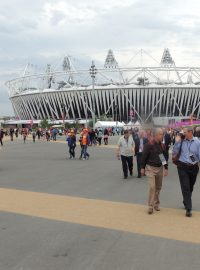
top-left (1, 0), bottom-right (200, 115)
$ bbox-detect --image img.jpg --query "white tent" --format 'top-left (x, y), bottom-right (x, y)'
top-left (127, 121), bottom-right (134, 125)
top-left (127, 121), bottom-right (141, 126)
top-left (95, 121), bottom-right (124, 128)
top-left (134, 121), bottom-right (141, 126)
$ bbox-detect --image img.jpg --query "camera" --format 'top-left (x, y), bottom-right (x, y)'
top-left (189, 154), bottom-right (196, 163)
top-left (177, 132), bottom-right (185, 140)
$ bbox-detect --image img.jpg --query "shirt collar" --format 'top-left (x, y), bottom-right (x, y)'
top-left (186, 136), bottom-right (194, 141)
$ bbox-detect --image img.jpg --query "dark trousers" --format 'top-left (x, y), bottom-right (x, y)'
top-left (136, 153), bottom-right (142, 177)
top-left (121, 155), bottom-right (133, 177)
top-left (97, 138), bottom-right (102, 145)
top-left (104, 138), bottom-right (108, 145)
top-left (69, 146), bottom-right (75, 158)
top-left (165, 147), bottom-right (170, 162)
top-left (177, 163), bottom-right (199, 211)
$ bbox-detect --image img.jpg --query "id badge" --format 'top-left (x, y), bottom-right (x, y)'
top-left (159, 154), bottom-right (167, 165)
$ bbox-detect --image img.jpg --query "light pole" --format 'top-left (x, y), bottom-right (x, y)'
top-left (83, 92), bottom-right (88, 128)
top-left (89, 60), bottom-right (97, 129)
top-left (114, 105), bottom-right (118, 128)
top-left (169, 100), bottom-right (171, 117)
top-left (61, 103), bottom-right (71, 128)
top-left (61, 103), bottom-right (65, 128)
top-left (188, 104), bottom-right (191, 116)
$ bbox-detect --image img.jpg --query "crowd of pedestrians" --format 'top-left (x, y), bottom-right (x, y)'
top-left (117, 126), bottom-right (200, 217)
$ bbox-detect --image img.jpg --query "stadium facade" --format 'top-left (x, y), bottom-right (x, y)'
top-left (6, 49), bottom-right (200, 123)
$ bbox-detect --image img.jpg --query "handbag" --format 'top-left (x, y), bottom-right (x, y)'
top-left (172, 140), bottom-right (183, 165)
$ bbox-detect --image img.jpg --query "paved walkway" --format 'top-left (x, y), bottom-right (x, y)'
top-left (0, 188), bottom-right (200, 244)
top-left (0, 136), bottom-right (200, 269)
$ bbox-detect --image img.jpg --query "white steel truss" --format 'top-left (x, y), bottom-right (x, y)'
top-left (8, 85), bottom-right (200, 122)
top-left (5, 62), bottom-right (200, 121)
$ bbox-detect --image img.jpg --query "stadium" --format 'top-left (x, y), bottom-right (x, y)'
top-left (5, 49), bottom-right (200, 124)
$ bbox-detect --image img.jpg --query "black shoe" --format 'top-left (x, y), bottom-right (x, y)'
top-left (186, 210), bottom-right (192, 217)
top-left (124, 176), bottom-right (127, 179)
top-left (137, 175), bottom-right (141, 178)
top-left (130, 172), bottom-right (132, 176)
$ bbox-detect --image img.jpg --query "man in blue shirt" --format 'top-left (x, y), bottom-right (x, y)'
top-left (173, 126), bottom-right (200, 217)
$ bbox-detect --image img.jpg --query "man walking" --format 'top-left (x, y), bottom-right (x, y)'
top-left (10, 128), bottom-right (14, 141)
top-left (141, 128), bottom-right (168, 214)
top-left (66, 130), bottom-right (76, 159)
top-left (81, 129), bottom-right (90, 160)
top-left (134, 130), bottom-right (148, 178)
top-left (116, 130), bottom-right (135, 179)
top-left (173, 126), bottom-right (200, 217)
top-left (0, 128), bottom-right (4, 146)
top-left (162, 128), bottom-right (171, 161)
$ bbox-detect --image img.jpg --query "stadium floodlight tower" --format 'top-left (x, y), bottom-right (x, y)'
top-left (160, 48), bottom-right (182, 85)
top-left (104, 49), bottom-right (120, 125)
top-left (90, 60), bottom-right (97, 129)
top-left (104, 49), bottom-right (118, 68)
top-left (160, 48), bottom-right (175, 67)
top-left (63, 56), bottom-right (75, 85)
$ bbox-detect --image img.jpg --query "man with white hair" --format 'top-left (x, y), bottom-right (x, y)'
top-left (116, 130), bottom-right (135, 179)
top-left (141, 128), bottom-right (168, 214)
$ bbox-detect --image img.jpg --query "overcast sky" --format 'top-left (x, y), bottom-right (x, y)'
top-left (1, 0), bottom-right (200, 116)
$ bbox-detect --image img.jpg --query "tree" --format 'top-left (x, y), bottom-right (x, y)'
top-left (40, 119), bottom-right (50, 129)
top-left (87, 120), bottom-right (92, 128)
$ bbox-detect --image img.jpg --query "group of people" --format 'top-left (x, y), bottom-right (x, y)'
top-left (66, 128), bottom-right (90, 160)
top-left (117, 126), bottom-right (200, 217)
top-left (65, 127), bottom-right (122, 160)
top-left (2, 122), bottom-right (200, 218)
top-left (0, 127), bottom-right (28, 145)
top-left (65, 126), bottom-right (122, 160)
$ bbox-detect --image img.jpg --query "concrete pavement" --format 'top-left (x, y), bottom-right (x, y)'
top-left (0, 135), bottom-right (200, 270)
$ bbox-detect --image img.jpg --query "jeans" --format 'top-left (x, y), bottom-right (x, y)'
top-left (82, 145), bottom-right (89, 159)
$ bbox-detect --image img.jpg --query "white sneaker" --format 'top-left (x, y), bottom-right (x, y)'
top-left (82, 158), bottom-right (86, 160)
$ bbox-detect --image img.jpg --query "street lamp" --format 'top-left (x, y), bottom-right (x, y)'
top-left (89, 60), bottom-right (97, 129)
top-left (83, 92), bottom-right (88, 128)
top-left (61, 103), bottom-right (66, 128)
top-left (169, 100), bottom-right (171, 118)
top-left (114, 105), bottom-right (118, 128)
top-left (188, 104), bottom-right (192, 116)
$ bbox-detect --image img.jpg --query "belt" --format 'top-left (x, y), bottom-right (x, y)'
top-left (178, 161), bottom-right (198, 167)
